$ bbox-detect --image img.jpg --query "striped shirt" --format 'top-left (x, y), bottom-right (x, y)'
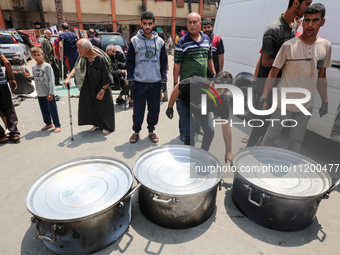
top-left (0, 51), bottom-right (8, 85)
top-left (175, 31), bottom-right (212, 81)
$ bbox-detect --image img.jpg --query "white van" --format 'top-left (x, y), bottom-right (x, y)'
top-left (214, 0), bottom-right (340, 143)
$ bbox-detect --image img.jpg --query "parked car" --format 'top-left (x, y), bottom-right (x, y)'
top-left (35, 34), bottom-right (59, 48)
top-left (99, 32), bottom-right (128, 53)
top-left (0, 32), bottom-right (31, 63)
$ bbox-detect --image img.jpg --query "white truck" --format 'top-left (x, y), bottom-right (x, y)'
top-left (214, 0), bottom-right (340, 142)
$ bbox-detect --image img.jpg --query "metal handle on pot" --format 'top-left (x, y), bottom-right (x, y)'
top-left (323, 179), bottom-right (340, 199)
top-left (31, 217), bottom-right (63, 243)
top-left (123, 183), bottom-right (142, 200)
top-left (244, 185), bottom-right (269, 207)
top-left (152, 194), bottom-right (178, 204)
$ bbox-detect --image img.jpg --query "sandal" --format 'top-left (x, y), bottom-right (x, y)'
top-left (41, 125), bottom-right (53, 131)
top-left (0, 137), bottom-right (8, 144)
top-left (54, 127), bottom-right (61, 133)
top-left (241, 136), bottom-right (249, 143)
top-left (9, 136), bottom-right (20, 143)
top-left (148, 133), bottom-right (159, 143)
top-left (129, 133), bottom-right (139, 143)
top-left (102, 129), bottom-right (110, 135)
top-left (89, 126), bottom-right (98, 132)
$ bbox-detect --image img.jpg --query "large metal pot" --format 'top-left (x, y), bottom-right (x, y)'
top-left (25, 157), bottom-right (140, 255)
top-left (133, 145), bottom-right (223, 229)
top-left (231, 147), bottom-right (340, 232)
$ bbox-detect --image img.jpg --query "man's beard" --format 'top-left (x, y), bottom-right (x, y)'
top-left (205, 30), bottom-right (212, 37)
top-left (143, 28), bottom-right (153, 34)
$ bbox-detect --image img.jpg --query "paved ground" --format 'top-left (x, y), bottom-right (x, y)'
top-left (1, 56), bottom-right (339, 255)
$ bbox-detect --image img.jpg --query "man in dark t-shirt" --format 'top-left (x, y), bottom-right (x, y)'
top-left (88, 29), bottom-right (101, 49)
top-left (58, 23), bottom-right (79, 72)
top-left (166, 72), bottom-right (233, 163)
top-left (246, 0), bottom-right (312, 147)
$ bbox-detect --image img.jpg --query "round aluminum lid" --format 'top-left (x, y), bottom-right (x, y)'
top-left (133, 145), bottom-right (222, 196)
top-left (232, 147), bottom-right (331, 197)
top-left (25, 157), bottom-right (133, 221)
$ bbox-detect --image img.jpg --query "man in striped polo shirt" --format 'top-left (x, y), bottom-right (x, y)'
top-left (174, 12), bottom-right (215, 84)
top-left (0, 52), bottom-right (20, 143)
top-left (173, 12), bottom-right (216, 142)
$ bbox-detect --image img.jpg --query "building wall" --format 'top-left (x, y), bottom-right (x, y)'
top-left (1, 0), bottom-right (218, 29)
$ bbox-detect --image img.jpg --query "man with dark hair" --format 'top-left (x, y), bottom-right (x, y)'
top-left (126, 11), bottom-right (168, 143)
top-left (202, 18), bottom-right (224, 78)
top-left (260, 3), bottom-right (330, 152)
top-left (246, 0), bottom-right (312, 147)
top-left (88, 29), bottom-right (101, 49)
top-left (58, 23), bottom-right (79, 72)
top-left (166, 71), bottom-right (233, 162)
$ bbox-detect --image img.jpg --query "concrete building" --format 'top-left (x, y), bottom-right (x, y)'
top-left (0, 0), bottom-right (219, 40)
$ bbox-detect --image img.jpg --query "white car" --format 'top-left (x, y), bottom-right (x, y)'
top-left (0, 32), bottom-right (31, 63)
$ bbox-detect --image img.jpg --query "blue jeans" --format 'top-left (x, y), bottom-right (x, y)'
top-left (261, 108), bottom-right (311, 152)
top-left (38, 97), bottom-right (61, 127)
top-left (176, 99), bottom-right (215, 151)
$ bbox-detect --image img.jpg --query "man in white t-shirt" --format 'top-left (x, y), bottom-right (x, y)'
top-left (260, 3), bottom-right (331, 152)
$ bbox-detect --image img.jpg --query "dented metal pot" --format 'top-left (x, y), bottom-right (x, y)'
top-left (231, 147), bottom-right (340, 231)
top-left (25, 157), bottom-right (140, 255)
top-left (133, 145), bottom-right (223, 229)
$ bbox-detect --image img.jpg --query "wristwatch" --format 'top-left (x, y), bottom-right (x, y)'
top-left (259, 97), bottom-right (267, 103)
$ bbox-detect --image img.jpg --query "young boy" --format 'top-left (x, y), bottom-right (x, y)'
top-left (31, 47), bottom-right (61, 133)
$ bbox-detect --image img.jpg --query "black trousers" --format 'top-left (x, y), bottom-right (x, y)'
top-left (50, 60), bottom-right (60, 85)
top-left (0, 85), bottom-right (20, 138)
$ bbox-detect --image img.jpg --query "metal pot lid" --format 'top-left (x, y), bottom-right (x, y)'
top-left (133, 145), bottom-right (222, 195)
top-left (25, 157), bottom-right (133, 221)
top-left (232, 147), bottom-right (331, 197)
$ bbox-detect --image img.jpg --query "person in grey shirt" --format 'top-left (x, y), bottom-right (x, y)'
top-left (31, 47), bottom-right (61, 133)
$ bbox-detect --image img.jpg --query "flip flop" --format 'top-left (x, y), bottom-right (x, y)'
top-left (0, 137), bottom-right (8, 144)
top-left (241, 136), bottom-right (249, 143)
top-left (102, 129), bottom-right (110, 135)
top-left (41, 125), bottom-right (53, 131)
top-left (148, 133), bottom-right (159, 143)
top-left (129, 133), bottom-right (139, 143)
top-left (9, 136), bottom-right (20, 143)
top-left (89, 126), bottom-right (98, 132)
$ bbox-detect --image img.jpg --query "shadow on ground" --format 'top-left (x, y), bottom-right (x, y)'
top-left (57, 130), bottom-right (108, 148)
top-left (222, 182), bottom-right (327, 247)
